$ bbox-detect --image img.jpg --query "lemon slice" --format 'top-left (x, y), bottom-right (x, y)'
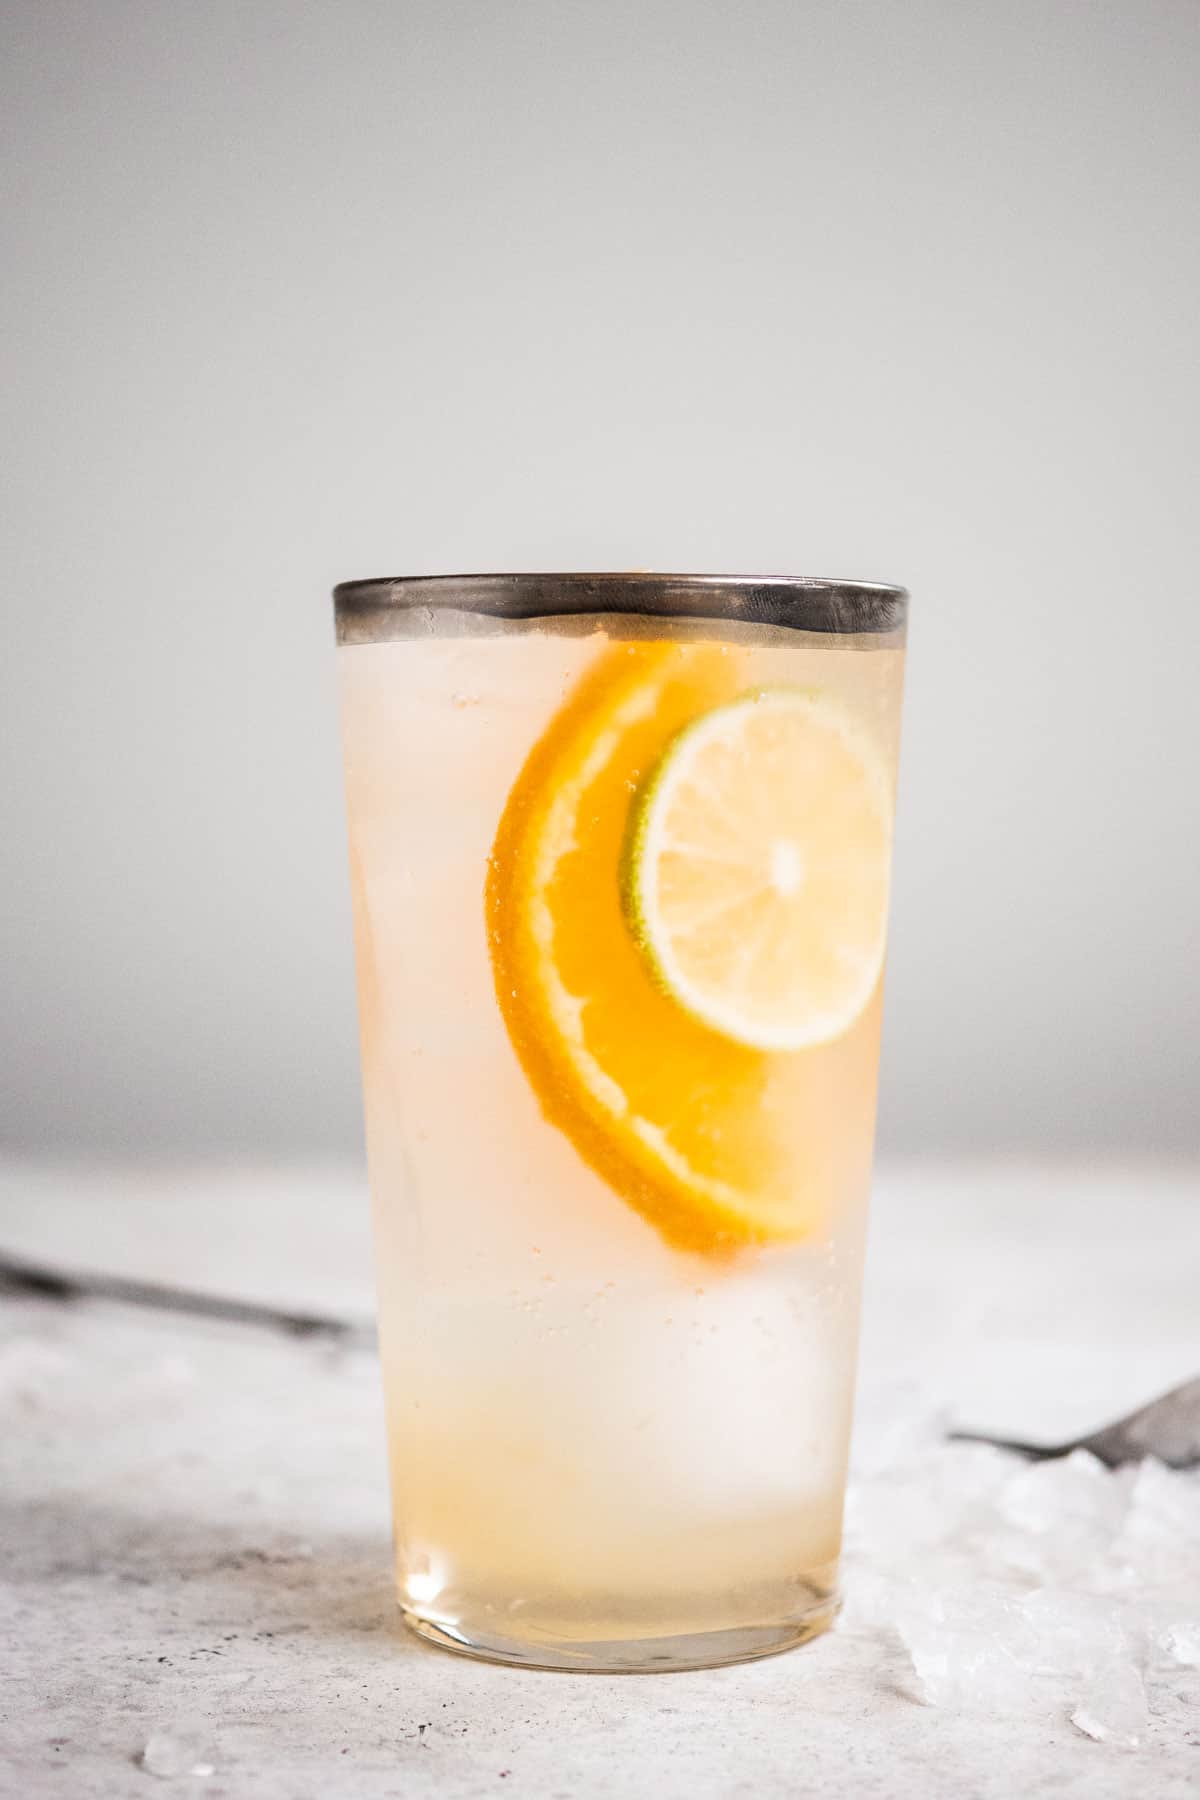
top-left (486, 644), bottom-right (888, 1256)
top-left (623, 690), bottom-right (894, 1051)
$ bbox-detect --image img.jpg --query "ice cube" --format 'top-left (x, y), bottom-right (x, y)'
top-left (1015, 1589), bottom-right (1128, 1678)
top-left (997, 1450), bottom-right (1132, 1581)
top-left (1159, 1622), bottom-right (1200, 1667)
top-left (139, 1725), bottom-right (216, 1779)
top-left (1068, 1660), bottom-right (1147, 1750)
top-left (891, 1583), bottom-right (1035, 1711)
top-left (1115, 1459), bottom-right (1200, 1579)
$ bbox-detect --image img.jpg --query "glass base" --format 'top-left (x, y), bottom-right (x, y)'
top-left (401, 1594), bottom-right (839, 1673)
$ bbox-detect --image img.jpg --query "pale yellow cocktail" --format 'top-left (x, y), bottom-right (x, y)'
top-left (337, 574), bottom-right (906, 1671)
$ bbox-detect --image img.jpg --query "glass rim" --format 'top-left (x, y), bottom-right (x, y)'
top-left (333, 571), bottom-right (908, 640)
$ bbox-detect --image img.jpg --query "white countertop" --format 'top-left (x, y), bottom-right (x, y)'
top-left (1, 1158), bottom-right (1197, 1798)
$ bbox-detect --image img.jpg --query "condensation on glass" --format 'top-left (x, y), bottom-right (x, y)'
top-left (334, 573), bottom-right (908, 1672)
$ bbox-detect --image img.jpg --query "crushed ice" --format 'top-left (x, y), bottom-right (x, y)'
top-left (844, 1401), bottom-right (1200, 1748)
top-left (139, 1724), bottom-right (216, 1778)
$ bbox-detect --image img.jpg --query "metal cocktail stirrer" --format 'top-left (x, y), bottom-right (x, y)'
top-left (950, 1378), bottom-right (1200, 1470)
top-left (0, 1251), bottom-right (377, 1348)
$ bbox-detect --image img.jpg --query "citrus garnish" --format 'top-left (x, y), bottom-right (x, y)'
top-left (485, 641), bottom-right (890, 1256)
top-left (623, 690), bottom-right (893, 1051)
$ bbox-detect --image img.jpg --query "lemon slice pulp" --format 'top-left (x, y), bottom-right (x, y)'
top-left (623, 689), bottom-right (893, 1051)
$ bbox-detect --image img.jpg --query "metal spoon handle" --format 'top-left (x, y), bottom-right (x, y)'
top-left (0, 1250), bottom-right (375, 1347)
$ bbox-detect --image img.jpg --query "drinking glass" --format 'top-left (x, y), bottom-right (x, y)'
top-left (335, 573), bottom-right (907, 1672)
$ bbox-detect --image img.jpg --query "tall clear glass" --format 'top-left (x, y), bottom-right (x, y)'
top-left (335, 573), bottom-right (907, 1672)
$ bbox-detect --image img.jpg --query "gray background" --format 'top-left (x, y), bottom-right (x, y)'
top-left (3, 0), bottom-right (1198, 1160)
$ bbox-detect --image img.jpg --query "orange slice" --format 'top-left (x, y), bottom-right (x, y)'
top-left (485, 641), bottom-right (886, 1256)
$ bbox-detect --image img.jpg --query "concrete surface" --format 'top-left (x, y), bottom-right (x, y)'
top-left (1, 1158), bottom-right (1197, 1798)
